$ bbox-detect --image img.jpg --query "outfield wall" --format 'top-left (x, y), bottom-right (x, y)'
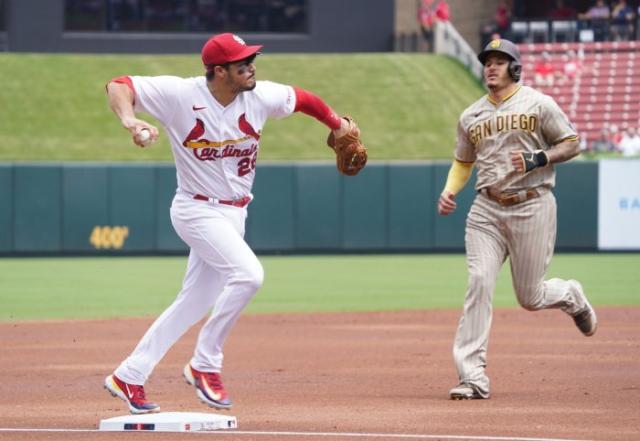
top-left (0, 162), bottom-right (604, 255)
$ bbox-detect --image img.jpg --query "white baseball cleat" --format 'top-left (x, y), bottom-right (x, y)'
top-left (449, 382), bottom-right (489, 400)
top-left (568, 280), bottom-right (598, 337)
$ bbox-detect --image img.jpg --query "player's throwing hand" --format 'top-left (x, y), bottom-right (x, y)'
top-left (120, 117), bottom-right (159, 147)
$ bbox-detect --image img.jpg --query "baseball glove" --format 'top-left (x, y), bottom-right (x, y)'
top-left (327, 116), bottom-right (368, 176)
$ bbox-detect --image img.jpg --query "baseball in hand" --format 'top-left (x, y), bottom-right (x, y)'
top-left (139, 129), bottom-right (151, 144)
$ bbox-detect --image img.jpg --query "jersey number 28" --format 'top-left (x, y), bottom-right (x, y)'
top-left (237, 152), bottom-right (258, 177)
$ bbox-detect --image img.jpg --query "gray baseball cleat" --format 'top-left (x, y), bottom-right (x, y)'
top-left (449, 382), bottom-right (488, 400)
top-left (569, 280), bottom-right (598, 337)
top-left (572, 306), bottom-right (598, 336)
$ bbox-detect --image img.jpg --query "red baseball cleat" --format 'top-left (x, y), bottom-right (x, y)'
top-left (183, 363), bottom-right (232, 410)
top-left (104, 374), bottom-right (160, 414)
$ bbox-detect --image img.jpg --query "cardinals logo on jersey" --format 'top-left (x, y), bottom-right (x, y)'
top-left (181, 114), bottom-right (260, 163)
top-left (182, 118), bottom-right (206, 147)
top-left (238, 113), bottom-right (260, 141)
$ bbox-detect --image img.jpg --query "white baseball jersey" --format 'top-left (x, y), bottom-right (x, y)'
top-left (454, 85), bottom-right (578, 192)
top-left (131, 76), bottom-right (296, 199)
top-left (114, 76), bottom-right (296, 385)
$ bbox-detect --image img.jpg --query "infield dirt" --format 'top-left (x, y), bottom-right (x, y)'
top-left (1, 307), bottom-right (639, 440)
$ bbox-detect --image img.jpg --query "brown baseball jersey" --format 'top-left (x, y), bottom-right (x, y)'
top-left (455, 85), bottom-right (578, 192)
top-left (450, 85), bottom-right (589, 398)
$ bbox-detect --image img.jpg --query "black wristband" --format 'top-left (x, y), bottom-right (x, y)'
top-left (522, 150), bottom-right (548, 172)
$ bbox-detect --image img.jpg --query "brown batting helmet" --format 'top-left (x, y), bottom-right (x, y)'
top-left (477, 39), bottom-right (522, 81)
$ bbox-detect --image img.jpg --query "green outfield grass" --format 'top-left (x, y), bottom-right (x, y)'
top-left (0, 53), bottom-right (482, 161)
top-left (0, 254), bottom-right (637, 321)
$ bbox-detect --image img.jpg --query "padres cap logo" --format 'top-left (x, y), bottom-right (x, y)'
top-left (490, 39), bottom-right (501, 49)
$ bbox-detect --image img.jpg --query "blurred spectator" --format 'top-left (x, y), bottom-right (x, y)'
top-left (418, 0), bottom-right (437, 52)
top-left (494, 0), bottom-right (512, 38)
top-left (559, 50), bottom-right (583, 84)
top-left (610, 124), bottom-right (624, 148)
top-left (590, 127), bottom-right (616, 152)
top-left (550, 0), bottom-right (576, 19)
top-left (188, 0), bottom-right (226, 32)
top-left (619, 127), bottom-right (640, 156)
top-left (610, 0), bottom-right (635, 41)
top-left (534, 52), bottom-right (556, 86)
top-left (417, 0), bottom-right (450, 53)
top-left (579, 0), bottom-right (611, 19)
top-left (578, 0), bottom-right (610, 41)
top-left (435, 0), bottom-right (450, 22)
top-left (480, 0), bottom-right (512, 46)
top-left (268, 0), bottom-right (306, 33)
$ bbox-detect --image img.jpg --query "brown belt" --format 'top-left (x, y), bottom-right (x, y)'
top-left (193, 194), bottom-right (252, 208)
top-left (481, 188), bottom-right (540, 207)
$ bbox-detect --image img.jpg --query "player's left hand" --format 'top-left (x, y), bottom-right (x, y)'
top-left (510, 149), bottom-right (549, 173)
top-left (438, 191), bottom-right (457, 216)
top-left (327, 116), bottom-right (367, 176)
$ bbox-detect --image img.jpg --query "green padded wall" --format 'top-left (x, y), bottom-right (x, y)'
top-left (0, 165), bottom-right (13, 252)
top-left (0, 162), bottom-right (602, 254)
top-left (248, 164), bottom-right (296, 251)
top-left (388, 164), bottom-right (434, 249)
top-left (554, 161), bottom-right (598, 249)
top-left (109, 166), bottom-right (156, 251)
top-left (295, 165), bottom-right (341, 249)
top-left (62, 165), bottom-right (109, 252)
top-left (155, 166), bottom-right (187, 252)
top-left (343, 164), bottom-right (388, 250)
top-left (14, 165), bottom-right (62, 252)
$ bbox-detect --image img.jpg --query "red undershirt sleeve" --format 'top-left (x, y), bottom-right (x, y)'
top-left (293, 87), bottom-right (341, 130)
top-left (106, 76), bottom-right (136, 104)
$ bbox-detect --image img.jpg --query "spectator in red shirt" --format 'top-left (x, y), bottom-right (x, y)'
top-left (418, 0), bottom-right (450, 53)
top-left (494, 0), bottom-right (512, 35)
top-left (551, 0), bottom-right (576, 20)
top-left (559, 50), bottom-right (583, 84)
top-left (418, 0), bottom-right (436, 52)
top-left (435, 0), bottom-right (450, 22)
top-left (534, 52), bottom-right (556, 87)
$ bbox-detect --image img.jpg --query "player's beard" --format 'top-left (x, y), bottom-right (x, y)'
top-left (485, 70), bottom-right (509, 92)
top-left (242, 77), bottom-right (257, 91)
top-left (228, 76), bottom-right (256, 93)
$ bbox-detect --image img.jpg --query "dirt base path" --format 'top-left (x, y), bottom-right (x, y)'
top-left (1, 307), bottom-right (639, 441)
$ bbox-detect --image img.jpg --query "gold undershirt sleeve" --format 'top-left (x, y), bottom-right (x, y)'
top-left (443, 159), bottom-right (474, 195)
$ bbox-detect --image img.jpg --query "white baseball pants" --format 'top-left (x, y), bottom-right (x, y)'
top-left (115, 192), bottom-right (263, 385)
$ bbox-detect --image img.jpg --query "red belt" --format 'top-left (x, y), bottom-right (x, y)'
top-left (193, 194), bottom-right (252, 208)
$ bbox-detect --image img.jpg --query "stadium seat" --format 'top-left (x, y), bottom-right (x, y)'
top-left (529, 21), bottom-right (550, 43)
top-left (518, 40), bottom-right (640, 146)
top-left (511, 21), bottom-right (529, 44)
top-left (551, 21), bottom-right (576, 43)
top-left (579, 29), bottom-right (595, 43)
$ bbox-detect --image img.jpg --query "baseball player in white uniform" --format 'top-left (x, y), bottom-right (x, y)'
top-left (103, 33), bottom-right (355, 414)
top-left (437, 39), bottom-right (598, 400)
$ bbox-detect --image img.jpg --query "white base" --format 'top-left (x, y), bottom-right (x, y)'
top-left (99, 411), bottom-right (237, 432)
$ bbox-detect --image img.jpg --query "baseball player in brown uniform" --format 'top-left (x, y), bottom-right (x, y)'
top-left (437, 39), bottom-right (597, 400)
